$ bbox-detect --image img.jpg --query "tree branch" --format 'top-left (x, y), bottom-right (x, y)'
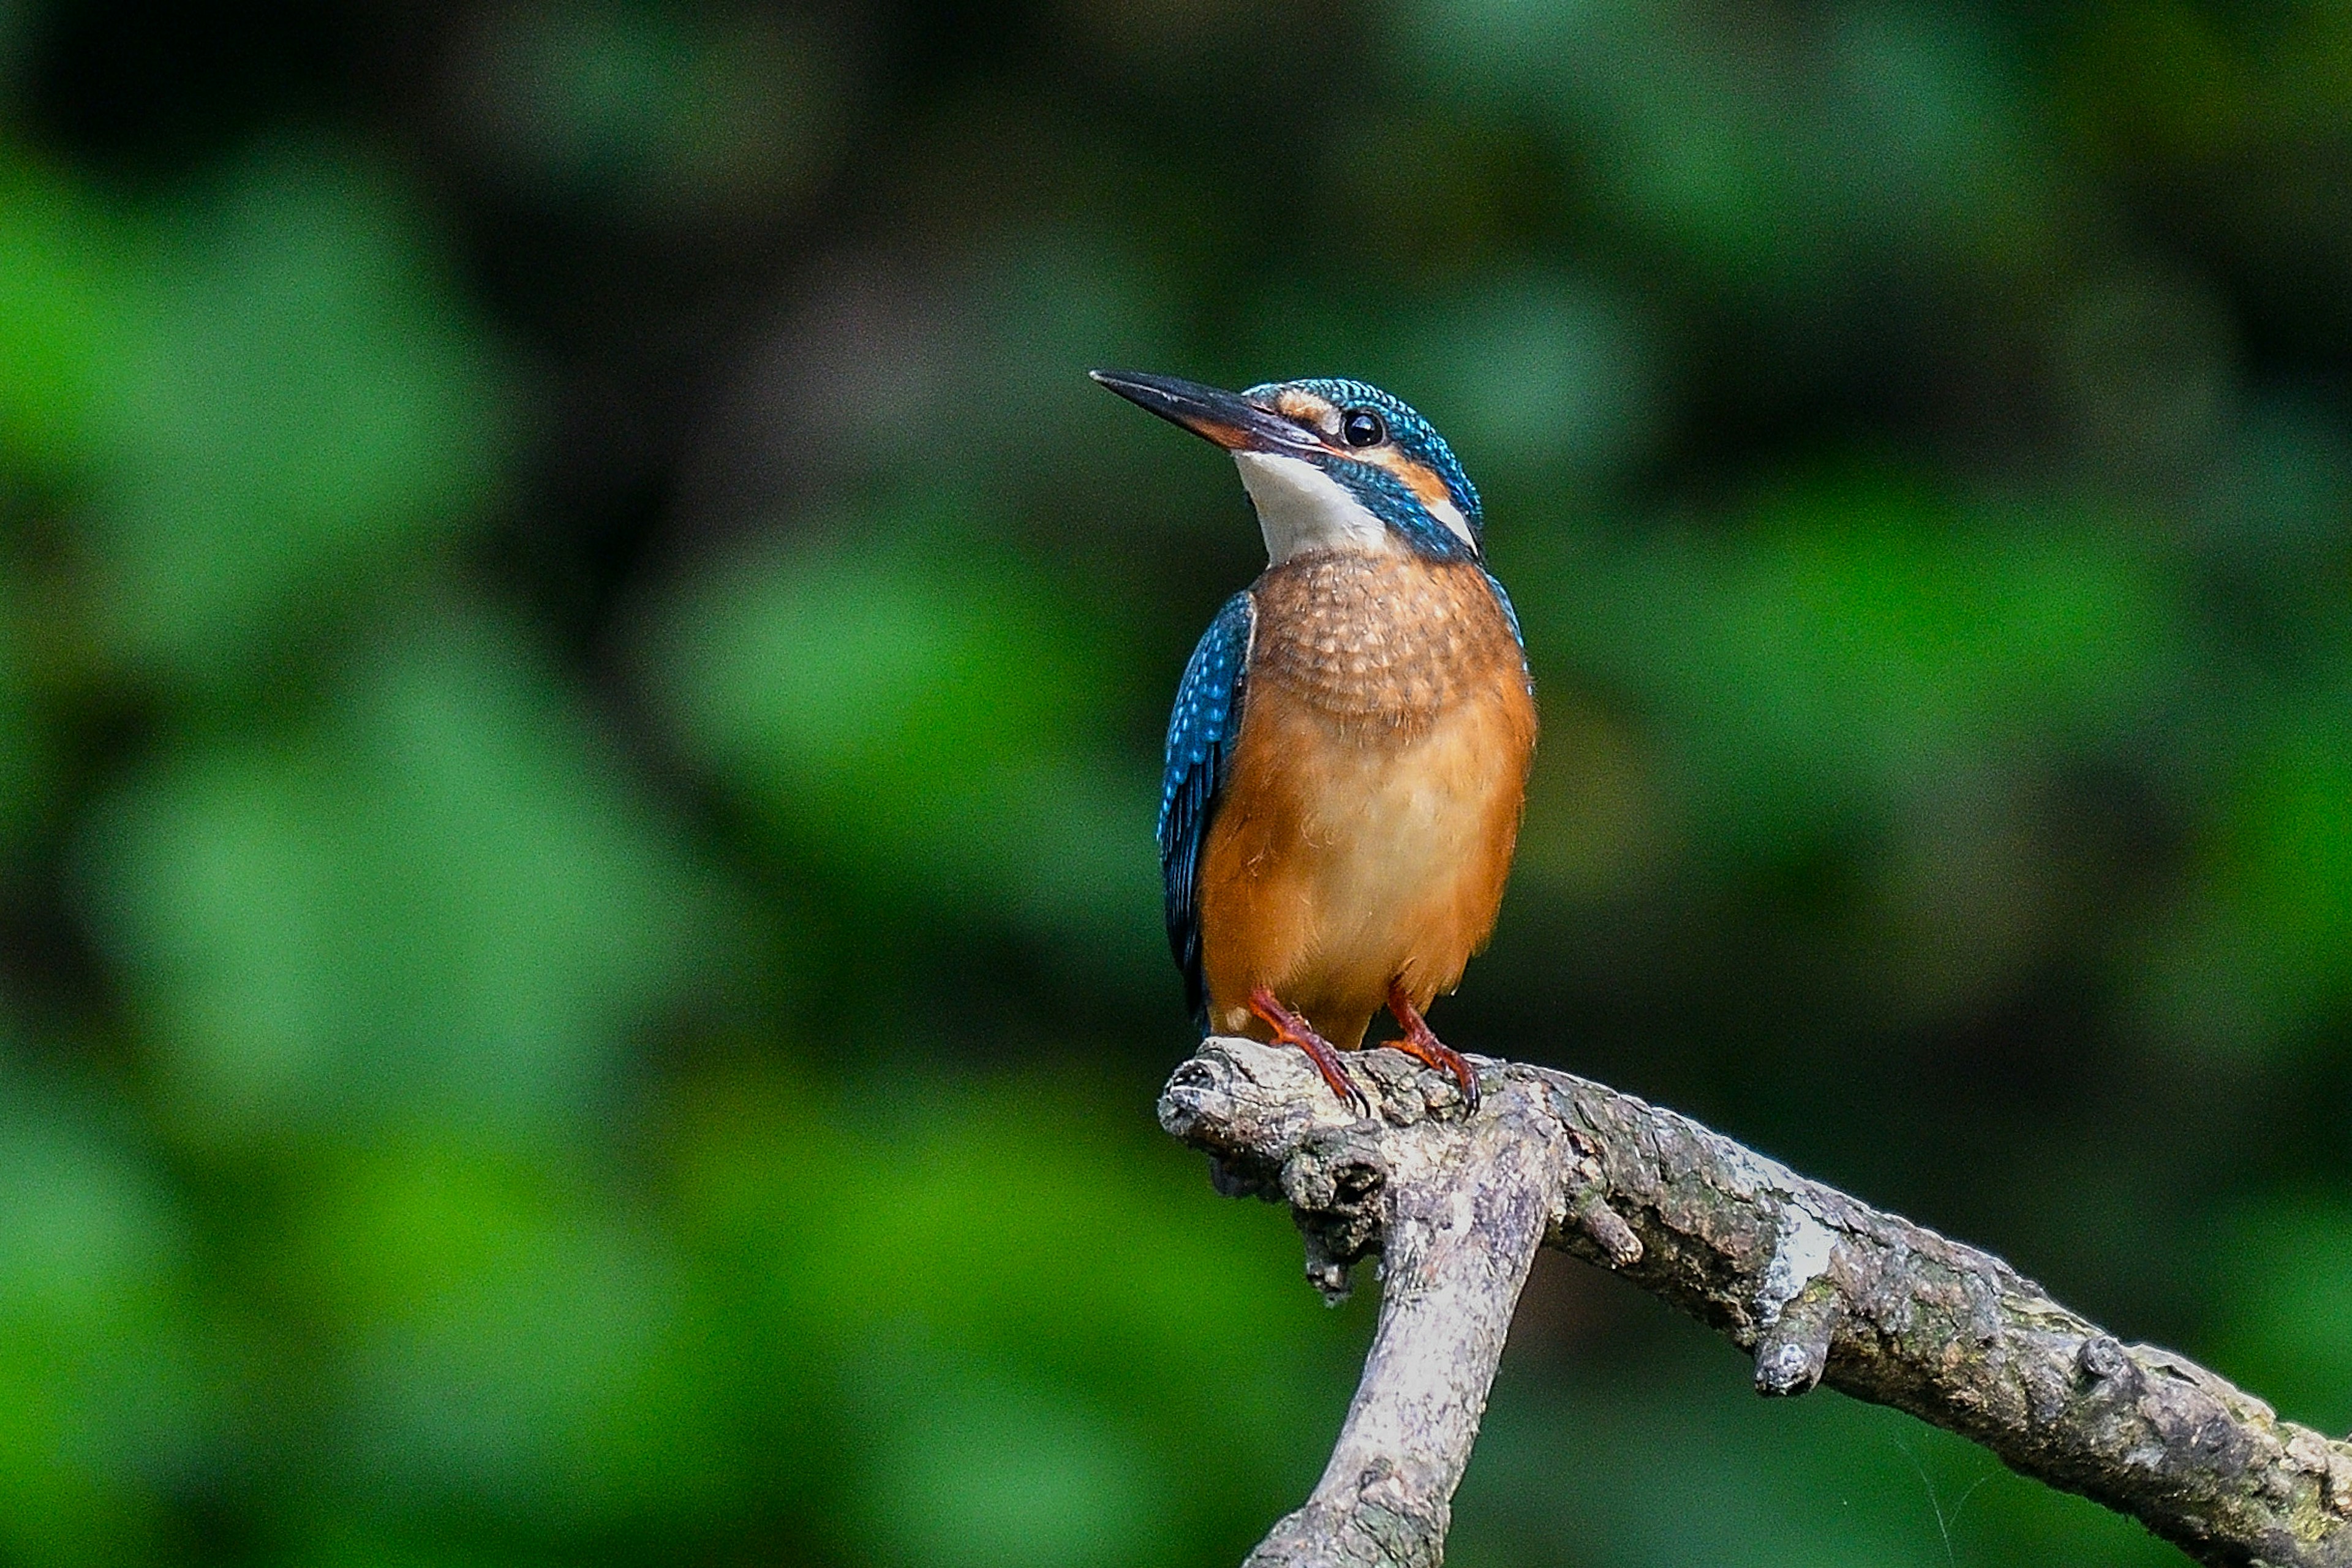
top-left (1159, 1037), bottom-right (2352, 1568)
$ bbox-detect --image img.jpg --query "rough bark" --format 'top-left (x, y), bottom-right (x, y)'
top-left (1159, 1036), bottom-right (2352, 1568)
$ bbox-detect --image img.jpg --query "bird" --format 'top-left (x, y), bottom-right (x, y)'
top-left (1091, 369), bottom-right (1536, 1116)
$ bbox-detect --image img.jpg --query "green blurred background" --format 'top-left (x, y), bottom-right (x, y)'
top-left (0, 1), bottom-right (2348, 1562)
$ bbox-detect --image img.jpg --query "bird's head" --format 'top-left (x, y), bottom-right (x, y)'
top-left (1091, 371), bottom-right (1482, 565)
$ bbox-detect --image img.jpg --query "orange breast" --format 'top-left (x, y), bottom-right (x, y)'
top-left (1196, 552), bottom-right (1537, 1049)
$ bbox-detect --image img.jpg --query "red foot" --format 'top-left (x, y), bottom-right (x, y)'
top-left (1387, 982), bottom-right (1481, 1110)
top-left (1247, 986), bottom-right (1373, 1118)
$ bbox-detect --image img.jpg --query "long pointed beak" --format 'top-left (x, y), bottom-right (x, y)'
top-left (1090, 369), bottom-right (1324, 455)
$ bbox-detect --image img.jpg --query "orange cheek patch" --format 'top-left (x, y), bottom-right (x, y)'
top-left (1366, 448), bottom-right (1456, 511)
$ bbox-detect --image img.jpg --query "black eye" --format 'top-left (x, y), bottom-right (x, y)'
top-left (1340, 408), bottom-right (1385, 447)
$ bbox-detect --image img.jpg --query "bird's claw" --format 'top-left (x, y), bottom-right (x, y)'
top-left (1303, 1044), bottom-right (1374, 1120)
top-left (1246, 986), bottom-right (1373, 1119)
top-left (1386, 983), bottom-right (1482, 1111)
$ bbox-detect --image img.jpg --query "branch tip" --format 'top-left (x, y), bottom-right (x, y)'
top-left (1752, 1283), bottom-right (1840, 1397)
top-left (1567, 1189), bottom-right (1642, 1267)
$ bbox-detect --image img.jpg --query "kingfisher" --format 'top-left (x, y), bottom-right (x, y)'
top-left (1093, 370), bottom-right (1537, 1116)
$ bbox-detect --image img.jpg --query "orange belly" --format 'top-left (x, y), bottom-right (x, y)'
top-left (1197, 648), bottom-right (1537, 1050)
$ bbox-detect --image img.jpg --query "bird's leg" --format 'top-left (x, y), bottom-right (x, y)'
top-left (1385, 982), bottom-right (1481, 1110)
top-left (1246, 986), bottom-right (1373, 1118)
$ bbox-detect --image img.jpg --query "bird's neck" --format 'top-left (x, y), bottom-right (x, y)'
top-left (1234, 452), bottom-right (1402, 562)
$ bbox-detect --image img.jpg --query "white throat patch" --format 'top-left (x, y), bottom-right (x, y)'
top-left (1232, 452), bottom-right (1396, 562)
top-left (1424, 491), bottom-right (1479, 553)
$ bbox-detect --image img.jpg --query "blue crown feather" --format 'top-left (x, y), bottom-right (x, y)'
top-left (1246, 377), bottom-right (1484, 563)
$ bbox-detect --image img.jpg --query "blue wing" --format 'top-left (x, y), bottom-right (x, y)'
top-left (1159, 590), bottom-right (1256, 1028)
top-left (1482, 567), bottom-right (1534, 692)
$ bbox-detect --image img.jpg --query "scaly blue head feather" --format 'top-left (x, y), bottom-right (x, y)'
top-left (1248, 377), bottom-right (1484, 563)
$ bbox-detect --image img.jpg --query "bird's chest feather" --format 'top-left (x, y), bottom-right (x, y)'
top-left (1196, 551), bottom-right (1536, 1033)
top-left (1248, 551), bottom-right (1518, 736)
top-left (1238, 552), bottom-right (1534, 904)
